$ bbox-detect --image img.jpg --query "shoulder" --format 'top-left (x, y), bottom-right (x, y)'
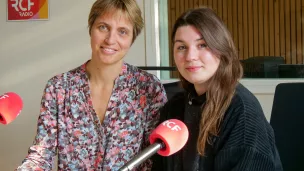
top-left (228, 83), bottom-right (267, 126)
top-left (220, 83), bottom-right (276, 156)
top-left (233, 83), bottom-right (263, 111)
top-left (224, 83), bottom-right (265, 122)
top-left (125, 63), bottom-right (164, 93)
top-left (126, 63), bottom-right (162, 83)
top-left (45, 64), bottom-right (85, 90)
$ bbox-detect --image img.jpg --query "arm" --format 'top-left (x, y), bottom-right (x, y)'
top-left (137, 79), bottom-right (168, 171)
top-left (16, 80), bottom-right (59, 170)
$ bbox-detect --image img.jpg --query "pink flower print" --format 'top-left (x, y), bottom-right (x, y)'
top-left (79, 105), bottom-right (84, 111)
top-left (49, 120), bottom-right (56, 127)
top-left (45, 93), bottom-right (52, 100)
top-left (122, 65), bottom-right (127, 71)
top-left (57, 93), bottom-right (64, 101)
top-left (74, 130), bottom-right (82, 138)
top-left (40, 107), bottom-right (46, 113)
top-left (139, 75), bottom-right (146, 81)
top-left (94, 155), bottom-right (102, 168)
top-left (67, 144), bottom-right (74, 152)
top-left (88, 100), bottom-right (93, 106)
top-left (110, 147), bottom-right (120, 156)
top-left (140, 96), bottom-right (146, 108)
top-left (67, 123), bottom-right (73, 129)
top-left (78, 120), bottom-right (84, 125)
top-left (64, 117), bottom-right (71, 123)
top-left (81, 158), bottom-right (91, 166)
top-left (120, 131), bottom-right (128, 138)
top-left (114, 124), bottom-right (120, 131)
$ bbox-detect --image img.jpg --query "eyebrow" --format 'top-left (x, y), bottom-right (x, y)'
top-left (96, 21), bottom-right (109, 27)
top-left (174, 37), bottom-right (204, 43)
top-left (95, 21), bottom-right (131, 32)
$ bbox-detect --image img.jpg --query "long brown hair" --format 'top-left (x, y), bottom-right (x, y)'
top-left (171, 7), bottom-right (243, 155)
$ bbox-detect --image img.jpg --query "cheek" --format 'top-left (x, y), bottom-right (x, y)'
top-left (210, 57), bottom-right (220, 68)
top-left (174, 52), bottom-right (184, 64)
top-left (122, 42), bottom-right (132, 50)
top-left (90, 34), bottom-right (99, 45)
top-left (207, 57), bottom-right (220, 72)
top-left (200, 52), bottom-right (219, 65)
top-left (119, 38), bottom-right (132, 50)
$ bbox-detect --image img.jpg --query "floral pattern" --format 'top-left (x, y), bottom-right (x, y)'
top-left (17, 61), bottom-right (167, 171)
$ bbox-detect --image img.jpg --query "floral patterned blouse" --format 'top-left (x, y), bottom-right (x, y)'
top-left (17, 61), bottom-right (167, 171)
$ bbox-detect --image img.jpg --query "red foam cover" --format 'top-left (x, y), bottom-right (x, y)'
top-left (149, 119), bottom-right (189, 156)
top-left (0, 92), bottom-right (23, 125)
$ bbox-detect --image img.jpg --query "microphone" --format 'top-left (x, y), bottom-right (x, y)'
top-left (119, 119), bottom-right (189, 171)
top-left (0, 92), bottom-right (23, 125)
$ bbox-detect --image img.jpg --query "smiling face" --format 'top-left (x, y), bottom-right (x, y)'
top-left (90, 10), bottom-right (133, 66)
top-left (173, 25), bottom-right (220, 88)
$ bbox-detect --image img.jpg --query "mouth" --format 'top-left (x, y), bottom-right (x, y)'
top-left (186, 66), bottom-right (202, 72)
top-left (100, 46), bottom-right (117, 54)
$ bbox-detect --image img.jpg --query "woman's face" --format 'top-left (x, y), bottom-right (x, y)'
top-left (173, 25), bottom-right (220, 87)
top-left (90, 10), bottom-right (133, 65)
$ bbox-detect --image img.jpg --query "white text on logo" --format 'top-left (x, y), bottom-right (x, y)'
top-left (162, 120), bottom-right (181, 131)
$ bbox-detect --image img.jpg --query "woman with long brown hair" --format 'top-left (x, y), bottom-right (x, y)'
top-left (152, 7), bottom-right (282, 171)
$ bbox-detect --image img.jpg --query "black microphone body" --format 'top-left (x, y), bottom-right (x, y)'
top-left (119, 140), bottom-right (164, 171)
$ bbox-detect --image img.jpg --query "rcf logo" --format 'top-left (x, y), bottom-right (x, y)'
top-left (7, 0), bottom-right (48, 21)
top-left (10, 0), bottom-right (35, 17)
top-left (11, 0), bottom-right (34, 15)
top-left (0, 95), bottom-right (9, 100)
top-left (162, 120), bottom-right (182, 131)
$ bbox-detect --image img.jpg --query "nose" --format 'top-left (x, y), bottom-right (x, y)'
top-left (105, 31), bottom-right (116, 45)
top-left (185, 47), bottom-right (198, 61)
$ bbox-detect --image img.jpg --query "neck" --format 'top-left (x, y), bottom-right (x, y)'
top-left (194, 83), bottom-right (208, 96)
top-left (86, 59), bottom-right (123, 87)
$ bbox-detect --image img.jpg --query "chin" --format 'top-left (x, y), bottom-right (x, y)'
top-left (96, 55), bottom-right (119, 63)
top-left (185, 76), bottom-right (207, 85)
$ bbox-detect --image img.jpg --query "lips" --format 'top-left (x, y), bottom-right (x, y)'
top-left (102, 47), bottom-right (116, 51)
top-left (100, 46), bottom-right (117, 54)
top-left (186, 66), bottom-right (201, 72)
top-left (186, 66), bottom-right (201, 69)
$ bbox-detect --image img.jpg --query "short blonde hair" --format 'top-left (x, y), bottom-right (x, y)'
top-left (88, 0), bottom-right (144, 43)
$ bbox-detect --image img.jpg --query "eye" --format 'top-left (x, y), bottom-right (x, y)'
top-left (177, 45), bottom-right (186, 51)
top-left (119, 29), bottom-right (128, 35)
top-left (99, 25), bottom-right (108, 31)
top-left (198, 43), bottom-right (207, 49)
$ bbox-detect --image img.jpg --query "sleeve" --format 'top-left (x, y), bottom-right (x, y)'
top-left (16, 79), bottom-right (59, 171)
top-left (214, 146), bottom-right (283, 171)
top-left (137, 79), bottom-right (168, 171)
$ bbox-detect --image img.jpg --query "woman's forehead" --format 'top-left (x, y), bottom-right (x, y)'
top-left (175, 26), bottom-right (203, 41)
top-left (95, 10), bottom-right (132, 26)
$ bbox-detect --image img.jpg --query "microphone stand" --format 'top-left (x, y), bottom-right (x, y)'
top-left (118, 141), bottom-right (165, 171)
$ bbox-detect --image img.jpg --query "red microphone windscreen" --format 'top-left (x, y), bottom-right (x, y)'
top-left (0, 92), bottom-right (23, 125)
top-left (149, 119), bottom-right (189, 156)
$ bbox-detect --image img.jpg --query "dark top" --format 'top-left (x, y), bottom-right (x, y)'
top-left (152, 83), bottom-right (283, 171)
